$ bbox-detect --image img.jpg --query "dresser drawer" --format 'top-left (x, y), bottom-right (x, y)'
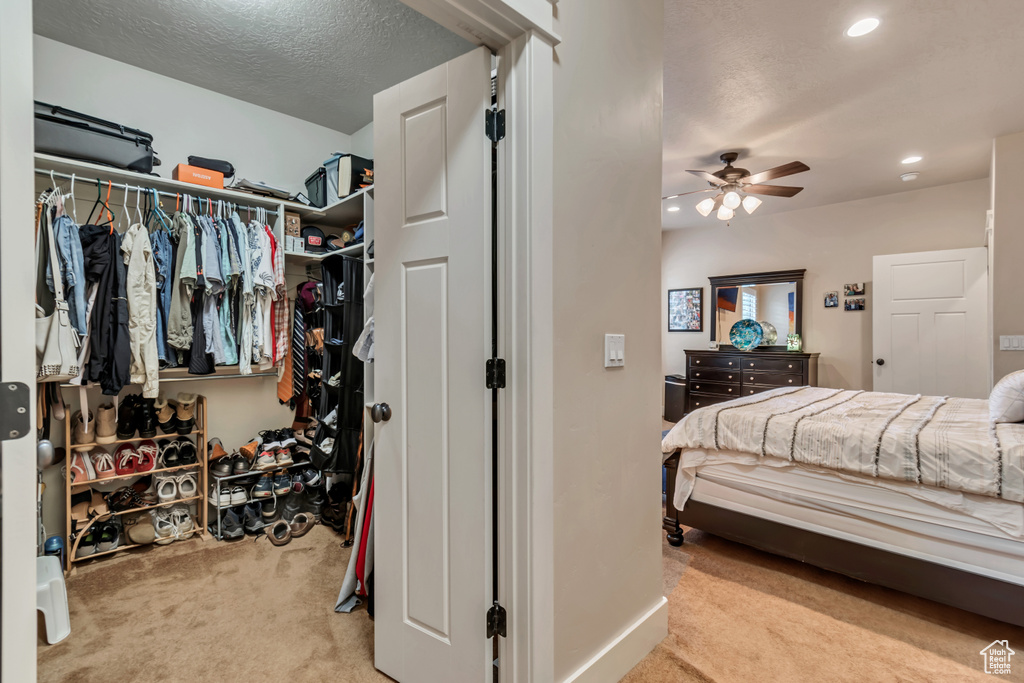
top-left (745, 372), bottom-right (804, 387)
top-left (689, 381), bottom-right (740, 397)
top-left (687, 394), bottom-right (732, 411)
top-left (739, 357), bottom-right (804, 373)
top-left (687, 367), bottom-right (739, 382)
top-left (689, 355), bottom-right (741, 370)
top-left (744, 384), bottom-right (785, 396)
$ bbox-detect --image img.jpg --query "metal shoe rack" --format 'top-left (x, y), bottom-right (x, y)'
top-left (63, 395), bottom-right (209, 569)
top-left (207, 460), bottom-right (311, 540)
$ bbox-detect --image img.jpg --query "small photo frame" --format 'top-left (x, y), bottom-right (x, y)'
top-left (668, 288), bottom-right (703, 332)
top-left (844, 297), bottom-right (866, 311)
top-left (844, 282), bottom-right (865, 296)
top-left (824, 291), bottom-right (839, 308)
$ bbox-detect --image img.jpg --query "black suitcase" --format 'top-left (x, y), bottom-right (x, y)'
top-left (34, 101), bottom-right (159, 173)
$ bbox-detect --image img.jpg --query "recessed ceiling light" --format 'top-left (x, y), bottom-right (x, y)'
top-left (667, 206), bottom-right (680, 212)
top-left (901, 156), bottom-right (922, 164)
top-left (901, 172), bottom-right (919, 182)
top-left (846, 17), bottom-right (880, 37)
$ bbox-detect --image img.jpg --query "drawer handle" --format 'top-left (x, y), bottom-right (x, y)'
top-left (694, 372), bottom-right (701, 377)
top-left (728, 361), bottom-right (733, 366)
top-left (788, 364), bottom-right (793, 369)
top-left (749, 362), bottom-right (754, 367)
top-left (788, 379), bottom-right (794, 384)
top-left (728, 388), bottom-right (732, 393)
top-left (695, 360), bottom-right (701, 364)
top-left (694, 385), bottom-right (700, 390)
top-left (695, 402), bottom-right (701, 407)
top-left (728, 375), bottom-right (733, 380)
top-left (749, 390), bottom-right (755, 394)
top-left (748, 377), bottom-right (754, 382)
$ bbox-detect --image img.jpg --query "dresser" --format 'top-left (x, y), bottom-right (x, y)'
top-left (685, 349), bottom-right (819, 413)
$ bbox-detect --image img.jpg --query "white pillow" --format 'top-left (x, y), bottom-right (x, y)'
top-left (990, 370), bottom-right (1024, 423)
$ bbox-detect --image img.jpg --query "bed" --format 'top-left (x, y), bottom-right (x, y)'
top-left (661, 385), bottom-right (1024, 626)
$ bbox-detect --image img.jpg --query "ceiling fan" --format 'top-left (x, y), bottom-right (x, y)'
top-left (664, 152), bottom-right (810, 220)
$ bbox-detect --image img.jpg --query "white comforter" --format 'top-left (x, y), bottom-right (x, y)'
top-left (662, 386), bottom-right (1024, 503)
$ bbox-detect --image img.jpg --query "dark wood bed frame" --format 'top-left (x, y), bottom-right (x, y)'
top-left (663, 451), bottom-right (1024, 627)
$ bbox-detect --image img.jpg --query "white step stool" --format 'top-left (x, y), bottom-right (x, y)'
top-left (36, 555), bottom-right (70, 644)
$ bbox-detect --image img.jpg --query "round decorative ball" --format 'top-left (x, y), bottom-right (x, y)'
top-left (759, 321), bottom-right (778, 346)
top-left (730, 319), bottom-right (764, 351)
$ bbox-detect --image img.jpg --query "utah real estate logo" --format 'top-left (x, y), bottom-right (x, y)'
top-left (980, 640), bottom-right (1015, 675)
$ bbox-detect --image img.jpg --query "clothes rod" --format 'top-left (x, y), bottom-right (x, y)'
top-left (59, 371), bottom-right (279, 388)
top-left (35, 168), bottom-right (280, 216)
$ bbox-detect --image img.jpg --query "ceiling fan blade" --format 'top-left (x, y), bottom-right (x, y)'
top-left (713, 194), bottom-right (724, 210)
top-left (663, 188), bottom-right (717, 200)
top-left (686, 170), bottom-right (727, 185)
top-left (744, 184), bottom-right (804, 197)
top-left (741, 161), bottom-right (810, 186)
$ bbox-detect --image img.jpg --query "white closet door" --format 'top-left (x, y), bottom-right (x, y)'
top-left (373, 46), bottom-right (492, 682)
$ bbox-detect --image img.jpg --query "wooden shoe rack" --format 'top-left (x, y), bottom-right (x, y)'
top-left (63, 395), bottom-right (209, 569)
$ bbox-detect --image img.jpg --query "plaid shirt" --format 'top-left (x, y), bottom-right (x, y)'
top-left (267, 225), bottom-right (289, 365)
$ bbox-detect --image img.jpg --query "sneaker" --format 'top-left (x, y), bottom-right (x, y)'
top-left (261, 499), bottom-right (280, 523)
top-left (71, 410), bottom-right (95, 446)
top-left (113, 443), bottom-right (138, 476)
top-left (259, 429), bottom-right (282, 450)
top-left (210, 456), bottom-right (232, 479)
top-left (176, 437), bottom-right (198, 465)
top-left (303, 488), bottom-right (325, 519)
top-left (211, 485), bottom-right (232, 506)
top-left (275, 446), bottom-right (294, 467)
top-left (95, 403), bottom-right (117, 444)
top-left (231, 453), bottom-right (250, 475)
top-left (136, 397), bottom-right (157, 438)
top-left (154, 395), bottom-right (178, 434)
top-left (273, 474), bottom-right (291, 496)
top-left (301, 468), bottom-right (322, 488)
top-left (135, 440), bottom-right (158, 473)
top-left (91, 449), bottom-right (117, 479)
top-left (74, 528), bottom-right (98, 558)
top-left (295, 420), bottom-right (317, 446)
top-left (291, 473), bottom-right (305, 494)
top-left (116, 394), bottom-right (139, 440)
top-left (278, 428), bottom-right (297, 448)
top-left (176, 473), bottom-right (198, 499)
top-left (170, 504), bottom-right (194, 540)
top-left (241, 503), bottom-right (263, 534)
top-left (218, 509), bottom-right (244, 540)
top-left (69, 448), bottom-right (98, 483)
top-left (252, 475), bottom-right (274, 499)
top-left (154, 508), bottom-right (176, 544)
top-left (230, 486), bottom-right (248, 505)
top-left (160, 440), bottom-right (181, 468)
top-left (322, 409), bottom-right (338, 429)
top-left (281, 495), bottom-right (303, 522)
top-left (255, 449), bottom-right (278, 471)
top-left (155, 474), bottom-right (178, 503)
top-left (96, 522), bottom-right (121, 552)
top-left (175, 393), bottom-right (198, 434)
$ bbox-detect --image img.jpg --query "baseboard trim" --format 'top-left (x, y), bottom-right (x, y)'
top-left (561, 597), bottom-right (668, 683)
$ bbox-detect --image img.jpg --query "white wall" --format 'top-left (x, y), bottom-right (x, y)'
top-left (35, 36), bottom-right (350, 537)
top-left (663, 178), bottom-right (989, 390)
top-left (551, 0), bottom-right (667, 680)
top-left (34, 35), bottom-right (353, 196)
top-left (351, 121), bottom-right (374, 159)
top-left (992, 131), bottom-right (1024, 383)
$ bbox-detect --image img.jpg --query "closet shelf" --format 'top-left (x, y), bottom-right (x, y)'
top-left (70, 534), bottom-right (200, 563)
top-left (285, 242), bottom-right (364, 265)
top-left (304, 185), bottom-right (373, 228)
top-left (93, 494), bottom-right (203, 520)
top-left (67, 429), bottom-right (202, 450)
top-left (210, 461), bottom-right (312, 483)
top-left (34, 154), bottom-right (316, 216)
top-left (70, 462), bottom-right (202, 487)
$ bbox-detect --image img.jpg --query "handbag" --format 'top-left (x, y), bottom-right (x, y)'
top-left (35, 206), bottom-right (80, 381)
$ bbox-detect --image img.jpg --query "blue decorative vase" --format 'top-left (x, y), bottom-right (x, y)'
top-left (730, 319), bottom-right (764, 351)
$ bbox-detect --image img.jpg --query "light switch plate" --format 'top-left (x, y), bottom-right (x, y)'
top-left (1000, 335), bottom-right (1024, 351)
top-left (604, 334), bottom-right (625, 368)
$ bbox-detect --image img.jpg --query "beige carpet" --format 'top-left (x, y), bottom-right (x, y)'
top-left (624, 528), bottom-right (1024, 683)
top-left (38, 525), bottom-right (391, 683)
top-left (39, 521), bottom-right (1024, 682)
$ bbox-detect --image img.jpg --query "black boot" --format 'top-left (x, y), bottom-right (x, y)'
top-left (116, 394), bottom-right (139, 440)
top-left (136, 397), bottom-right (157, 438)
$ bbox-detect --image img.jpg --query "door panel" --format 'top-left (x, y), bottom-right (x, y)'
top-left (873, 248), bottom-right (989, 398)
top-left (375, 46), bottom-right (492, 683)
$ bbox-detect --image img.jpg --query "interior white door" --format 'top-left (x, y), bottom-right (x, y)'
top-left (373, 46), bottom-right (493, 682)
top-left (873, 247), bottom-right (989, 398)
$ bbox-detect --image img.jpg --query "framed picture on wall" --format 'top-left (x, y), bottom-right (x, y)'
top-left (824, 291), bottom-right (839, 308)
top-left (668, 288), bottom-right (703, 332)
top-left (844, 282), bottom-right (865, 296)
top-left (844, 297), bottom-right (866, 311)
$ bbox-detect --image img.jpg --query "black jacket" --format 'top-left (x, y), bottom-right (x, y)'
top-left (80, 225), bottom-right (130, 395)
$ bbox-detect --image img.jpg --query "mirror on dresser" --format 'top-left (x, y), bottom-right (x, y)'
top-left (709, 269), bottom-right (805, 348)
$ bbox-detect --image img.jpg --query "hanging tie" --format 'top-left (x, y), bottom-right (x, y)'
top-left (291, 290), bottom-right (306, 401)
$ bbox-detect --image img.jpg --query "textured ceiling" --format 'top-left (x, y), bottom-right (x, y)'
top-left (663, 0), bottom-right (1024, 228)
top-left (32, 0), bottom-right (474, 134)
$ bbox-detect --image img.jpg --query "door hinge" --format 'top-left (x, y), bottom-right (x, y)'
top-left (486, 108), bottom-right (506, 142)
top-left (486, 602), bottom-right (507, 638)
top-left (0, 382), bottom-right (30, 441)
top-left (486, 358), bottom-right (506, 389)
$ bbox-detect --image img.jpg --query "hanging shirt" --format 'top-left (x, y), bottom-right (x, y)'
top-left (121, 224), bottom-right (159, 397)
top-left (167, 212), bottom-right (196, 351)
top-left (45, 212), bottom-right (87, 336)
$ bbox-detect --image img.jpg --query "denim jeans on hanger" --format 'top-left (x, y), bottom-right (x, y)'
top-left (150, 227), bottom-right (175, 366)
top-left (45, 213), bottom-right (87, 336)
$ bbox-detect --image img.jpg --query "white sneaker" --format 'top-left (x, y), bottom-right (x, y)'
top-left (171, 505), bottom-right (194, 540)
top-left (211, 486), bottom-right (232, 507)
top-left (156, 475), bottom-right (178, 503)
top-left (255, 450), bottom-right (278, 471)
top-left (154, 509), bottom-right (175, 545)
top-left (230, 486), bottom-right (248, 505)
top-left (176, 473), bottom-right (198, 500)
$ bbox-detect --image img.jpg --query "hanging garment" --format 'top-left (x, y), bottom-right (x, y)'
top-left (353, 317), bottom-right (374, 363)
top-left (167, 212), bottom-right (196, 351)
top-left (45, 212), bottom-right (87, 336)
top-left (80, 225), bottom-right (130, 395)
top-left (336, 441), bottom-right (374, 613)
top-left (198, 215), bottom-right (226, 364)
top-left (291, 288), bottom-right (307, 400)
top-left (267, 224), bottom-right (288, 364)
top-left (121, 223), bottom-right (159, 397)
top-left (188, 293), bottom-right (214, 375)
top-left (216, 217), bottom-right (238, 366)
top-left (250, 221), bottom-right (275, 366)
top-left (150, 225), bottom-right (175, 365)
top-left (233, 213), bottom-right (254, 374)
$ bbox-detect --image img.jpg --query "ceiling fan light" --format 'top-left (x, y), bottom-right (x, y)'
top-left (742, 195), bottom-right (762, 214)
top-left (717, 205), bottom-right (734, 221)
top-left (695, 197), bottom-right (716, 217)
top-left (723, 191), bottom-right (741, 210)
top-left (846, 17), bottom-right (879, 37)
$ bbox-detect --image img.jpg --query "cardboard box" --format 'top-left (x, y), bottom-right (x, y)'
top-left (286, 235), bottom-right (304, 253)
top-left (285, 212), bottom-right (301, 237)
top-left (172, 164), bottom-right (224, 189)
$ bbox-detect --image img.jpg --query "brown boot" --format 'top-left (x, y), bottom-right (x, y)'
top-left (71, 410), bottom-right (95, 446)
top-left (175, 393), bottom-right (197, 435)
top-left (154, 395), bottom-right (178, 434)
top-left (95, 403), bottom-right (117, 444)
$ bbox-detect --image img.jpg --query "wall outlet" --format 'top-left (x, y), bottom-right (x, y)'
top-left (604, 334), bottom-right (625, 368)
top-left (1000, 335), bottom-right (1024, 351)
